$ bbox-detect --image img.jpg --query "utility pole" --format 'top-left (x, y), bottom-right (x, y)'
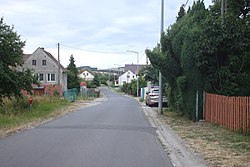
top-left (57, 43), bottom-right (61, 95)
top-left (221, 0), bottom-right (227, 19)
top-left (136, 52), bottom-right (139, 97)
top-left (158, 0), bottom-right (164, 115)
top-left (127, 50), bottom-right (139, 97)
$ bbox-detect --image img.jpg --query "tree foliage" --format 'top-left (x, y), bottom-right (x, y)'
top-left (140, 64), bottom-right (159, 85)
top-left (0, 18), bottom-right (38, 104)
top-left (67, 55), bottom-right (80, 89)
top-left (91, 73), bottom-right (100, 88)
top-left (176, 5), bottom-right (186, 21)
top-left (120, 76), bottom-right (147, 96)
top-left (146, 0), bottom-right (250, 120)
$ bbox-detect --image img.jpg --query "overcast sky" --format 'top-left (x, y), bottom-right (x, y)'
top-left (0, 0), bottom-right (212, 69)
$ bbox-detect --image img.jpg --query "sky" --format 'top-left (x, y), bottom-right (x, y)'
top-left (0, 0), bottom-right (212, 69)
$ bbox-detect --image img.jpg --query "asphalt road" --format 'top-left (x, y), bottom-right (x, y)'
top-left (0, 87), bottom-right (173, 167)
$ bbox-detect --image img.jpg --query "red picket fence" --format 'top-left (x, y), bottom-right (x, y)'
top-left (204, 92), bottom-right (250, 134)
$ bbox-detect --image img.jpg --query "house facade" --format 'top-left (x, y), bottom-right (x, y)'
top-left (118, 70), bottom-right (136, 86)
top-left (117, 64), bottom-right (146, 86)
top-left (79, 70), bottom-right (94, 81)
top-left (19, 47), bottom-right (67, 96)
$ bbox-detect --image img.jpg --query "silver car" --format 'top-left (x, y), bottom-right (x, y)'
top-left (145, 88), bottom-right (167, 107)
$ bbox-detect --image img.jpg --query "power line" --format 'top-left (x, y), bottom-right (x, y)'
top-left (184, 0), bottom-right (189, 7)
top-left (139, 53), bottom-right (145, 62)
top-left (44, 43), bottom-right (146, 68)
top-left (61, 43), bottom-right (147, 64)
top-left (117, 54), bottom-right (137, 64)
top-left (44, 43), bottom-right (58, 49)
top-left (60, 43), bottom-right (126, 54)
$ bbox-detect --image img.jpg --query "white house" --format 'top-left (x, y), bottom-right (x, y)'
top-left (118, 70), bottom-right (137, 86)
top-left (79, 70), bottom-right (94, 81)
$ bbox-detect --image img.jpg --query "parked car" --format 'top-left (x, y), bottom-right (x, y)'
top-left (145, 88), bottom-right (167, 107)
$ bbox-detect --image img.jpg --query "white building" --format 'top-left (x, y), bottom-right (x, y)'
top-left (79, 70), bottom-right (94, 81)
top-left (118, 70), bottom-right (137, 86)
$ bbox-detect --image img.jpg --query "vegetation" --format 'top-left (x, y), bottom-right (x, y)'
top-left (120, 76), bottom-right (147, 96)
top-left (146, 0), bottom-right (250, 120)
top-left (67, 55), bottom-right (80, 89)
top-left (0, 18), bottom-right (38, 105)
top-left (0, 96), bottom-right (69, 129)
top-left (163, 109), bottom-right (250, 166)
top-left (99, 73), bottom-right (109, 86)
top-left (140, 64), bottom-right (160, 85)
top-left (81, 73), bottom-right (106, 88)
top-left (91, 73), bottom-right (101, 88)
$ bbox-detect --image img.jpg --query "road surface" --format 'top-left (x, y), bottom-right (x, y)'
top-left (0, 87), bottom-right (173, 167)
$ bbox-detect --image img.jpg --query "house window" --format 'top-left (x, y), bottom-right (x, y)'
top-left (39, 74), bottom-right (44, 82)
top-left (51, 74), bottom-right (55, 81)
top-left (42, 60), bottom-right (46, 66)
top-left (32, 60), bottom-right (36, 66)
top-left (48, 73), bottom-right (56, 82)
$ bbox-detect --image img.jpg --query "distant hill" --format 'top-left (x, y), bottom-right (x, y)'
top-left (77, 66), bottom-right (98, 71)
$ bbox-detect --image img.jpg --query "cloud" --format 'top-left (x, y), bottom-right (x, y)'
top-left (0, 0), bottom-right (213, 69)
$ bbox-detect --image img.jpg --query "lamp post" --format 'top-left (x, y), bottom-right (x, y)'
top-left (158, 0), bottom-right (164, 114)
top-left (127, 50), bottom-right (139, 97)
top-left (114, 64), bottom-right (121, 86)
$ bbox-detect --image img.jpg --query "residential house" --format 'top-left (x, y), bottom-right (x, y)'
top-left (118, 70), bottom-right (136, 86)
top-left (117, 64), bottom-right (146, 86)
top-left (79, 70), bottom-right (94, 81)
top-left (19, 47), bottom-right (67, 96)
top-left (124, 64), bottom-right (146, 75)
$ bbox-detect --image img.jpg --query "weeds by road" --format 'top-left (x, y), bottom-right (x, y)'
top-left (0, 96), bottom-right (96, 137)
top-left (161, 109), bottom-right (250, 167)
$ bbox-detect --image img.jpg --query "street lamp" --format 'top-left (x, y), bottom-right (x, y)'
top-left (158, 0), bottom-right (164, 114)
top-left (127, 50), bottom-right (139, 97)
top-left (114, 64), bottom-right (121, 85)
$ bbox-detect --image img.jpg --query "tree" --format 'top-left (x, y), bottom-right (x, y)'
top-left (140, 64), bottom-right (159, 84)
top-left (201, 0), bottom-right (250, 95)
top-left (147, 0), bottom-right (250, 120)
top-left (67, 55), bottom-right (80, 89)
top-left (176, 4), bottom-right (186, 21)
top-left (91, 73), bottom-right (100, 88)
top-left (0, 18), bottom-right (38, 104)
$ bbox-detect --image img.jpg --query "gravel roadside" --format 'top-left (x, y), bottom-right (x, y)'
top-left (139, 101), bottom-right (208, 167)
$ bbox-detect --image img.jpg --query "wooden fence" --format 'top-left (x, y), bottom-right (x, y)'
top-left (204, 92), bottom-right (250, 134)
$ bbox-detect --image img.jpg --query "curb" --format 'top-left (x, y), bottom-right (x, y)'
top-left (138, 100), bottom-right (207, 167)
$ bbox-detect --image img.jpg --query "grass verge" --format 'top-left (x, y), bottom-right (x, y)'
top-left (162, 109), bottom-right (250, 167)
top-left (0, 96), bottom-right (70, 131)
